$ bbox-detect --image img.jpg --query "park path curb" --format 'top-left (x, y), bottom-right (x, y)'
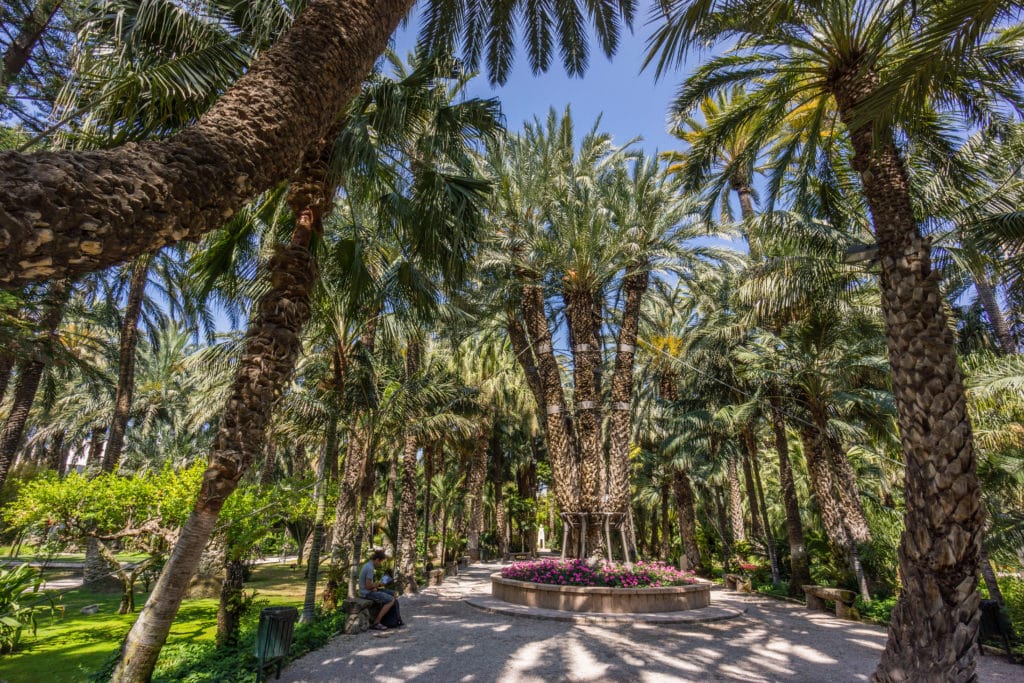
top-left (464, 595), bottom-right (745, 624)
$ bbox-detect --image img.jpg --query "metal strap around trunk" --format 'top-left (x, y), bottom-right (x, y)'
top-left (546, 404), bottom-right (562, 415)
top-left (612, 401), bottom-right (631, 411)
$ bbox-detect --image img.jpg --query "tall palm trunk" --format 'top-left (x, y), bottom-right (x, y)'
top-left (465, 436), bottom-right (489, 562)
top-left (608, 268), bottom-right (649, 515)
top-left (659, 482), bottom-right (671, 560)
top-left (834, 74), bottom-right (982, 681)
top-left (110, 206), bottom-right (318, 683)
top-left (1, 0), bottom-right (416, 287)
top-left (800, 426), bottom-right (871, 601)
top-left (299, 415), bottom-right (336, 624)
top-left (102, 254), bottom-right (152, 473)
top-left (422, 443), bottom-right (435, 568)
top-left (564, 288), bottom-right (603, 554)
top-left (0, 279), bottom-right (70, 490)
top-left (672, 467), bottom-right (703, 572)
top-left (742, 426), bottom-right (779, 582)
top-left (395, 337), bottom-right (421, 591)
top-left (727, 454), bottom-right (745, 542)
top-left (769, 396), bottom-right (809, 593)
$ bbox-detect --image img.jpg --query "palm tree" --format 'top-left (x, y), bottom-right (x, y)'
top-left (648, 3), bottom-right (1024, 677)
top-left (0, 279), bottom-right (72, 490)
top-left (0, 0), bottom-right (637, 286)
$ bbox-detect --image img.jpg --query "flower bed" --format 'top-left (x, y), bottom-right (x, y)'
top-left (500, 559), bottom-right (697, 588)
top-left (492, 559), bottom-right (711, 614)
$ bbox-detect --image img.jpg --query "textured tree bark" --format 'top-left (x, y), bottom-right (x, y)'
top-left (975, 277), bottom-right (1017, 354)
top-left (672, 467), bottom-right (703, 573)
top-left (743, 424), bottom-right (780, 582)
top-left (608, 268), bottom-right (648, 514)
top-left (0, 351), bottom-right (13, 405)
top-left (564, 287), bottom-right (603, 553)
top-left (0, 0), bottom-right (414, 287)
top-left (833, 72), bottom-right (983, 682)
top-left (520, 284), bottom-right (579, 514)
top-left (750, 444), bottom-right (781, 584)
top-left (800, 426), bottom-right (870, 601)
top-left (659, 482), bottom-right (671, 560)
top-left (1, 0), bottom-right (62, 102)
top-left (102, 254), bottom-right (152, 473)
top-left (770, 395), bottom-right (806, 593)
top-left (395, 337), bottom-right (421, 592)
top-left (465, 436), bottom-right (489, 561)
top-left (215, 558), bottom-right (246, 647)
top-left (110, 237), bottom-right (316, 682)
top-left (422, 442), bottom-right (435, 569)
top-left (727, 454), bottom-right (746, 542)
top-left (300, 416), bottom-right (335, 624)
top-left (0, 279), bottom-right (69, 490)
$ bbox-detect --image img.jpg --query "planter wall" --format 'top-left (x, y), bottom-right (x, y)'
top-left (491, 573), bottom-right (712, 614)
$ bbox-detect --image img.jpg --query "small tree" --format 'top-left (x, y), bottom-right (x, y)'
top-left (6, 467), bottom-right (200, 613)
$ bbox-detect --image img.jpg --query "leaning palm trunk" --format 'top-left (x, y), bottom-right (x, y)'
top-left (1, 0), bottom-right (63, 102)
top-left (608, 268), bottom-right (648, 520)
top-left (110, 232), bottom-right (316, 683)
top-left (102, 254), bottom-right (152, 473)
top-left (831, 72), bottom-right (983, 683)
top-left (0, 279), bottom-right (70, 490)
top-left (520, 285), bottom-right (579, 516)
top-left (327, 426), bottom-right (368, 604)
top-left (0, 0), bottom-right (414, 286)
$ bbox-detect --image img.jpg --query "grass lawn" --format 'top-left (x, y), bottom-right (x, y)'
top-left (0, 561), bottom-right (310, 683)
top-left (1, 544), bottom-right (150, 564)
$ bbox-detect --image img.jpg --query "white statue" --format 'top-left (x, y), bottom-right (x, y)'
top-left (538, 524), bottom-right (546, 550)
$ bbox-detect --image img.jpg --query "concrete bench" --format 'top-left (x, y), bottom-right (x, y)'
top-left (458, 555), bottom-right (470, 568)
top-left (511, 553), bottom-right (531, 561)
top-left (341, 598), bottom-right (381, 634)
top-left (802, 585), bottom-right (857, 619)
top-left (444, 561), bottom-right (459, 577)
top-left (723, 573), bottom-right (752, 592)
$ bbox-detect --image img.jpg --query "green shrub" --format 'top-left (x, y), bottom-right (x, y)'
top-left (854, 595), bottom-right (897, 625)
top-left (0, 562), bottom-right (56, 653)
top-left (90, 606), bottom-right (349, 682)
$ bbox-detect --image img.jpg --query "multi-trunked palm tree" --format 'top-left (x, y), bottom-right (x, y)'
top-left (482, 108), bottom-right (730, 558)
top-left (648, 1), bottom-right (1024, 679)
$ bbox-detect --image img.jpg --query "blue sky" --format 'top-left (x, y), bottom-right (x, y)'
top-left (391, 17), bottom-right (689, 157)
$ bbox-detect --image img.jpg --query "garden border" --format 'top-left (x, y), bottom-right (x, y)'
top-left (490, 573), bottom-right (713, 614)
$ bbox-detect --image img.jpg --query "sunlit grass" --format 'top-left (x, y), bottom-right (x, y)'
top-left (0, 561), bottom-right (311, 683)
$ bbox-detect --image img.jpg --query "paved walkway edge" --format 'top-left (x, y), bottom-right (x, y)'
top-left (464, 596), bottom-right (745, 624)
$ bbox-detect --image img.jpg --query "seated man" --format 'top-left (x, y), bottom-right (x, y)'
top-left (359, 549), bottom-right (398, 631)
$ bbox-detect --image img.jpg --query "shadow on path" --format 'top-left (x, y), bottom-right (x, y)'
top-left (281, 563), bottom-right (1021, 683)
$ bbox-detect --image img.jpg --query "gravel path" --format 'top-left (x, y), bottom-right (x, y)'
top-left (281, 563), bottom-right (1022, 682)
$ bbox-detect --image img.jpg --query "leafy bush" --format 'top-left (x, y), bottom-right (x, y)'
top-left (90, 606), bottom-right (349, 682)
top-left (855, 595), bottom-right (898, 625)
top-left (500, 559), bottom-right (697, 588)
top-left (0, 562), bottom-right (55, 653)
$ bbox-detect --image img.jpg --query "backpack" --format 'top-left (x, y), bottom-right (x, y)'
top-left (380, 598), bottom-right (402, 628)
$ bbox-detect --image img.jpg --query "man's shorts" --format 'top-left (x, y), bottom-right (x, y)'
top-left (364, 589), bottom-right (395, 604)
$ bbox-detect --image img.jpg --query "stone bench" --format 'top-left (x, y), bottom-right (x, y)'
top-left (802, 585), bottom-right (857, 619)
top-left (444, 561), bottom-right (459, 577)
top-left (511, 553), bottom-right (531, 561)
top-left (458, 555), bottom-right (470, 568)
top-left (723, 573), bottom-right (752, 592)
top-left (341, 598), bottom-right (381, 634)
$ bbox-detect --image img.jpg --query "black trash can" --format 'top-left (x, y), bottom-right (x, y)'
top-left (255, 606), bottom-right (299, 682)
top-left (978, 599), bottom-right (1014, 656)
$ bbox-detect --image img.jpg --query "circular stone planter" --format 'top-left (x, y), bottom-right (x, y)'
top-left (491, 573), bottom-right (712, 614)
